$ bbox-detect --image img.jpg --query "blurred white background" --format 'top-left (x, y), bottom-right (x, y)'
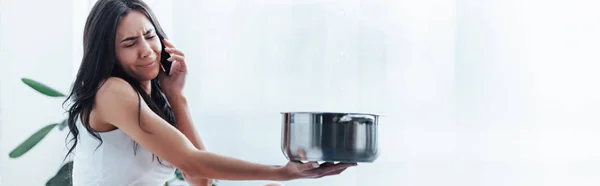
top-left (1, 0), bottom-right (600, 186)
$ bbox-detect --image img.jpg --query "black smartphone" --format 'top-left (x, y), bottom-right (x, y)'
top-left (160, 40), bottom-right (172, 75)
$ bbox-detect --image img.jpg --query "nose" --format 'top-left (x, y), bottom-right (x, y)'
top-left (139, 39), bottom-right (154, 59)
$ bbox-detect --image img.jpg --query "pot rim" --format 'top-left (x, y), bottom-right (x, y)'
top-left (280, 111), bottom-right (383, 116)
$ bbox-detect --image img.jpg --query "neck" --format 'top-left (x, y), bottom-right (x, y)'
top-left (141, 80), bottom-right (152, 95)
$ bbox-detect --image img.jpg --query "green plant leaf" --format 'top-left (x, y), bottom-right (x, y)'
top-left (46, 161), bottom-right (73, 186)
top-left (58, 119), bottom-right (68, 131)
top-left (9, 123), bottom-right (58, 158)
top-left (21, 78), bottom-right (65, 97)
top-left (175, 169), bottom-right (184, 180)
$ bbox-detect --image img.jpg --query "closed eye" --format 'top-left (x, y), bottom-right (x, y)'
top-left (124, 35), bottom-right (156, 48)
top-left (121, 29), bottom-right (156, 47)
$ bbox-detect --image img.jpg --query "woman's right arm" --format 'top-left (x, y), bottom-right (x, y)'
top-left (94, 77), bottom-right (292, 181)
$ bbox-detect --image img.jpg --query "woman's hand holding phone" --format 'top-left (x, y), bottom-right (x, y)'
top-left (158, 39), bottom-right (187, 99)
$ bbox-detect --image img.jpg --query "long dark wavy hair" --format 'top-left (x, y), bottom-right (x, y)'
top-left (63, 0), bottom-right (176, 163)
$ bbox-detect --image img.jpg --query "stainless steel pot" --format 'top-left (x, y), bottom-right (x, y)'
top-left (281, 112), bottom-right (379, 163)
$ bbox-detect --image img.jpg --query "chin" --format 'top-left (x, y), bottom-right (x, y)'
top-left (146, 69), bottom-right (160, 80)
top-left (136, 69), bottom-right (160, 81)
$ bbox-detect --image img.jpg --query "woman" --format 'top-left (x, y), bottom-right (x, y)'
top-left (64, 0), bottom-right (356, 185)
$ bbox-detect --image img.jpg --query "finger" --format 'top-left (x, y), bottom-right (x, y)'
top-left (167, 54), bottom-right (185, 63)
top-left (319, 162), bottom-right (336, 167)
top-left (325, 163), bottom-right (357, 176)
top-left (332, 162), bottom-right (357, 167)
top-left (306, 162), bottom-right (354, 175)
top-left (316, 167), bottom-right (348, 178)
top-left (169, 61), bottom-right (178, 75)
top-left (162, 39), bottom-right (176, 48)
top-left (164, 47), bottom-right (185, 57)
top-left (298, 161), bottom-right (320, 171)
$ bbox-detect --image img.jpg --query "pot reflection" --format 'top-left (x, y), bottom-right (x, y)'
top-left (281, 112), bottom-right (379, 163)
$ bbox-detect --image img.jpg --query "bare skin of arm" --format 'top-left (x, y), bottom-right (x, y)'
top-left (169, 93), bottom-right (213, 186)
top-left (92, 77), bottom-right (355, 182)
top-left (171, 92), bottom-right (205, 150)
top-left (162, 39), bottom-right (212, 186)
top-left (171, 97), bottom-right (215, 185)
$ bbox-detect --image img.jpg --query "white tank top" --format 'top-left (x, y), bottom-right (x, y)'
top-left (71, 117), bottom-right (176, 186)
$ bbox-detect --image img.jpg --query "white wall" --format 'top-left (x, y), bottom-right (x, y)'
top-left (172, 0), bottom-right (454, 185)
top-left (0, 0), bottom-right (172, 185)
top-left (2, 0), bottom-right (600, 186)
top-left (0, 0), bottom-right (75, 186)
top-left (455, 0), bottom-right (600, 185)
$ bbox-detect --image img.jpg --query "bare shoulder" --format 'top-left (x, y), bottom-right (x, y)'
top-left (91, 77), bottom-right (198, 164)
top-left (87, 79), bottom-right (200, 174)
top-left (96, 77), bottom-right (137, 100)
top-left (94, 77), bottom-right (143, 125)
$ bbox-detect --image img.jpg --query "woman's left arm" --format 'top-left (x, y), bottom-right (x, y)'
top-left (159, 39), bottom-right (208, 153)
top-left (160, 39), bottom-right (212, 185)
top-left (170, 95), bottom-right (207, 150)
top-left (169, 96), bottom-right (213, 186)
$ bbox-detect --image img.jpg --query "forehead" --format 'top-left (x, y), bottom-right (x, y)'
top-left (116, 10), bottom-right (154, 38)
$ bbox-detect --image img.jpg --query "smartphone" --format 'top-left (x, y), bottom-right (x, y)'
top-left (160, 40), bottom-right (172, 75)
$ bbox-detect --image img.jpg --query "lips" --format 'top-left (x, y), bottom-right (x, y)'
top-left (138, 60), bottom-right (156, 67)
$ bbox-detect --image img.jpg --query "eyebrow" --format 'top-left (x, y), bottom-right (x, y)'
top-left (120, 29), bottom-right (154, 43)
